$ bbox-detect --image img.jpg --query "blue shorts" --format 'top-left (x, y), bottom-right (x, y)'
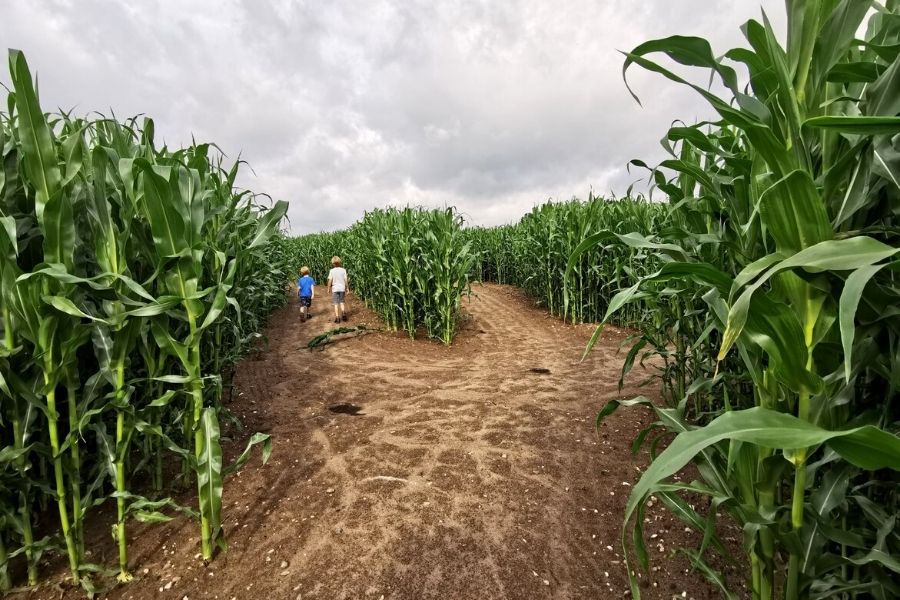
top-left (298, 296), bottom-right (312, 308)
top-left (332, 291), bottom-right (345, 305)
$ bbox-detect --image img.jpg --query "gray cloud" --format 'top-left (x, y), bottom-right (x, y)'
top-left (1, 0), bottom-right (784, 233)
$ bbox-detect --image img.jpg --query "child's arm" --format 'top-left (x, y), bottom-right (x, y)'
top-left (311, 283), bottom-right (315, 299)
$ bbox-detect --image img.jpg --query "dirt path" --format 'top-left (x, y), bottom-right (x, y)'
top-left (27, 284), bottom-right (742, 600)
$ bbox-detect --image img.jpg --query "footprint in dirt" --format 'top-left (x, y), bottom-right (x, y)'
top-left (328, 403), bottom-right (365, 416)
top-left (528, 368), bottom-right (551, 374)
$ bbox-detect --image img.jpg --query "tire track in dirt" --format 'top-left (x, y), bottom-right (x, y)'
top-left (33, 283), bottom-right (744, 600)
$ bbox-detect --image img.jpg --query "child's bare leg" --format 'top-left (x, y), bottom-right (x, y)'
top-left (340, 302), bottom-right (347, 320)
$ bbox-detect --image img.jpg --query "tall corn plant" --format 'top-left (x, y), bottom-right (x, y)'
top-left (415, 208), bottom-right (474, 344)
top-left (133, 152), bottom-right (285, 561)
top-left (573, 2), bottom-right (900, 598)
top-left (3, 49), bottom-right (91, 584)
top-left (0, 104), bottom-right (42, 590)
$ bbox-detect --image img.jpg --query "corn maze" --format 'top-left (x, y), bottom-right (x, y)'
top-left (2, 1), bottom-right (900, 599)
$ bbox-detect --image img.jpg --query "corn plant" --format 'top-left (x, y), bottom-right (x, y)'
top-left (0, 49), bottom-right (287, 592)
top-left (290, 207), bottom-right (474, 344)
top-left (465, 195), bottom-right (666, 327)
top-left (571, 2), bottom-right (900, 598)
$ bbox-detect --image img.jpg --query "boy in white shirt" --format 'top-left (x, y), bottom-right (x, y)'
top-left (327, 256), bottom-right (350, 324)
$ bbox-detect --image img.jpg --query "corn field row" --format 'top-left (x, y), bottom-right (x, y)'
top-left (0, 51), bottom-right (289, 593)
top-left (590, 3), bottom-right (900, 599)
top-left (465, 196), bottom-right (668, 326)
top-left (288, 207), bottom-right (474, 344)
top-left (464, 195), bottom-right (717, 405)
top-left (470, 2), bottom-right (900, 598)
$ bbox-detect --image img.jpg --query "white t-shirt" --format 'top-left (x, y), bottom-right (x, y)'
top-left (328, 267), bottom-right (348, 292)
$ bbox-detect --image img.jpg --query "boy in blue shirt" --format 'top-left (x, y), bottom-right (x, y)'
top-left (297, 266), bottom-right (315, 322)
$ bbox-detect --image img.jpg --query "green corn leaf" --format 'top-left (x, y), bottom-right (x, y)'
top-left (150, 320), bottom-right (190, 366)
top-left (122, 297), bottom-right (182, 318)
top-left (41, 296), bottom-right (107, 323)
top-left (16, 264), bottom-right (156, 301)
top-left (623, 35), bottom-right (739, 103)
top-left (132, 511), bottom-right (173, 524)
top-left (197, 408), bottom-right (224, 552)
top-left (145, 390), bottom-right (178, 409)
top-left (839, 263), bottom-right (886, 381)
top-left (804, 115), bottom-right (900, 135)
top-left (565, 230), bottom-right (614, 276)
top-left (863, 56), bottom-right (900, 117)
top-left (720, 237), bottom-right (898, 360)
top-left (133, 420), bottom-right (192, 462)
top-left (757, 170), bottom-right (832, 255)
top-left (677, 547), bottom-right (737, 600)
top-left (40, 187), bottom-right (76, 269)
top-left (198, 284), bottom-right (231, 332)
top-left (135, 160), bottom-right (187, 258)
top-left (0, 216), bottom-right (18, 257)
top-left (810, 0), bottom-right (873, 88)
top-left (247, 200), bottom-right (288, 249)
top-left (811, 462), bottom-right (855, 517)
top-left (846, 549), bottom-right (900, 575)
top-left (614, 231), bottom-right (688, 261)
top-left (581, 323), bottom-right (605, 360)
top-left (7, 49), bottom-right (60, 221)
top-left (222, 432), bottom-right (272, 477)
top-left (625, 407), bottom-right (900, 524)
top-left (151, 374), bottom-right (195, 384)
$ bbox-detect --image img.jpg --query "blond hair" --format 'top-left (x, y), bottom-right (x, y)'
top-left (331, 256), bottom-right (342, 267)
top-left (300, 266), bottom-right (310, 275)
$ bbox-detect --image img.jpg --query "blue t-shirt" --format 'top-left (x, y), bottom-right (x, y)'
top-left (297, 275), bottom-right (315, 297)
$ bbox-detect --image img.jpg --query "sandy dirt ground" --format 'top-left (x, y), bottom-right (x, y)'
top-left (19, 283), bottom-right (745, 600)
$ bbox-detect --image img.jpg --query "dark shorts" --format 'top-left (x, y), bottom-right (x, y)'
top-left (332, 291), bottom-right (346, 305)
top-left (298, 296), bottom-right (312, 308)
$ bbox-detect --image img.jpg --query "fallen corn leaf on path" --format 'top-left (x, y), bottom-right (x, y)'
top-left (29, 283), bottom-right (743, 600)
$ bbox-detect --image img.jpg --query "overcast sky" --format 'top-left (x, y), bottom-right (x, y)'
top-left (1, 1), bottom-right (785, 234)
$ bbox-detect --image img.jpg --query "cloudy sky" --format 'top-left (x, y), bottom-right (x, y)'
top-left (1, 1), bottom-right (784, 234)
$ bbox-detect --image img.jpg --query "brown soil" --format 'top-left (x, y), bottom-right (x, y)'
top-left (19, 283), bottom-right (745, 600)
